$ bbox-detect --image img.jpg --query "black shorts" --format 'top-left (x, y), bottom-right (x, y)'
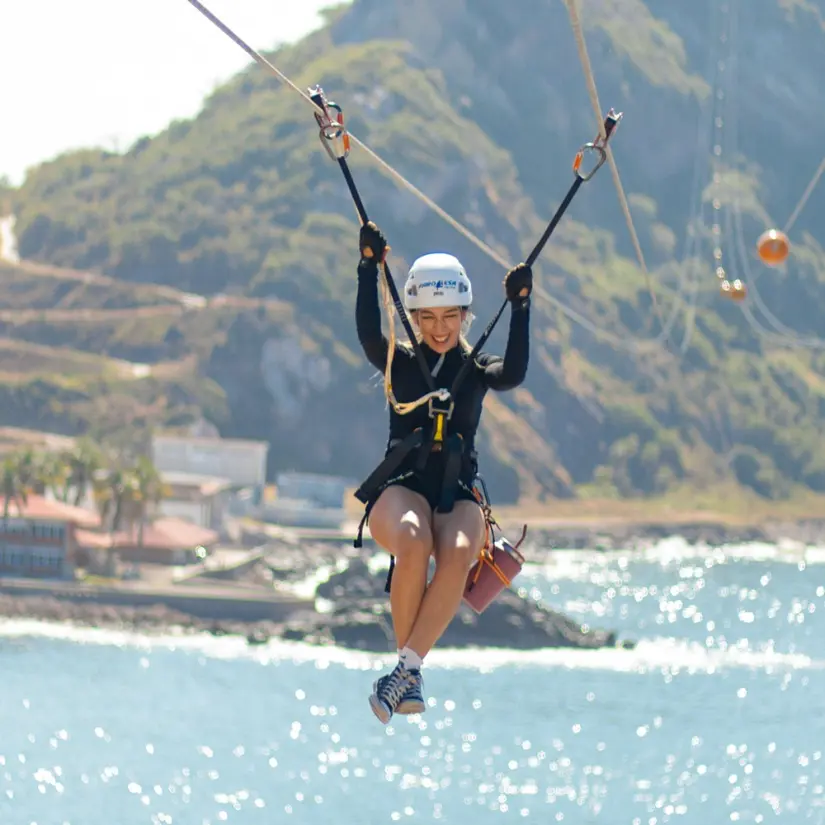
top-left (382, 470), bottom-right (479, 512)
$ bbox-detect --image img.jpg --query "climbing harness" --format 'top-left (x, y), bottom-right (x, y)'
top-left (307, 85), bottom-right (621, 581)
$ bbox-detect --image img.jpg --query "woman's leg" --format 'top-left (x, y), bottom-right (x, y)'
top-left (404, 499), bottom-right (486, 658)
top-left (367, 483), bottom-right (433, 650)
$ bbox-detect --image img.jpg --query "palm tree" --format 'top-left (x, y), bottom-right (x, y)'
top-left (32, 450), bottom-right (70, 499)
top-left (130, 456), bottom-right (168, 547)
top-left (0, 448), bottom-right (42, 521)
top-left (1, 454), bottom-right (27, 521)
top-left (105, 468), bottom-right (129, 535)
top-left (91, 469), bottom-right (113, 530)
top-left (89, 464), bottom-right (134, 577)
top-left (64, 438), bottom-right (105, 507)
top-left (3, 440), bottom-right (168, 560)
top-left (12, 448), bottom-right (39, 497)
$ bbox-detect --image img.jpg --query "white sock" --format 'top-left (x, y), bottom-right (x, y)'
top-left (399, 646), bottom-right (423, 671)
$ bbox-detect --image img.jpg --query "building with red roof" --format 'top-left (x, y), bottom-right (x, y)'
top-left (0, 494), bottom-right (100, 579)
top-left (75, 517), bottom-right (218, 565)
top-left (0, 494), bottom-right (219, 578)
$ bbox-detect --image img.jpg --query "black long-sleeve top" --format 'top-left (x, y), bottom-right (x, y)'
top-left (356, 258), bottom-right (530, 465)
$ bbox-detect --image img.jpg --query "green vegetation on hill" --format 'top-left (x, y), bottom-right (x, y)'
top-left (3, 0), bottom-right (825, 505)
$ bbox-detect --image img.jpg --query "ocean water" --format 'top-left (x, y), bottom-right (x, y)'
top-left (1, 537), bottom-right (824, 825)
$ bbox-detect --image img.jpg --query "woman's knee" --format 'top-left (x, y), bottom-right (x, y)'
top-left (369, 485), bottom-right (433, 559)
top-left (393, 519), bottom-right (433, 560)
top-left (433, 502), bottom-right (486, 569)
top-left (434, 540), bottom-right (478, 571)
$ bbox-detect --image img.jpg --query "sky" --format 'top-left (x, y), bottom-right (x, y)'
top-left (1, 0), bottom-right (341, 185)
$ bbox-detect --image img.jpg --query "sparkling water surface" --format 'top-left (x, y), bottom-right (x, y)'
top-left (2, 538), bottom-right (824, 824)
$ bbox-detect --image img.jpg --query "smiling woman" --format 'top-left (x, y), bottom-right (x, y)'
top-left (404, 252), bottom-right (474, 353)
top-left (416, 305), bottom-right (465, 350)
top-left (353, 220), bottom-right (532, 725)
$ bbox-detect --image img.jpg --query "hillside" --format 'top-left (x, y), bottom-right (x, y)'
top-left (4, 0), bottom-right (825, 505)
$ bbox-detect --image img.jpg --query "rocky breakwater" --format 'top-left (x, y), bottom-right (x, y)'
top-left (517, 518), bottom-right (825, 554)
top-left (280, 559), bottom-right (633, 652)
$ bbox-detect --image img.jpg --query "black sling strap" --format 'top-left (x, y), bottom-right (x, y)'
top-left (309, 84), bottom-right (622, 429)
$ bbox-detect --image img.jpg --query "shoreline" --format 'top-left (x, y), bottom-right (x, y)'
top-left (0, 590), bottom-right (283, 643)
top-left (0, 589), bottom-right (630, 653)
top-left (0, 545), bottom-right (629, 652)
top-left (1, 520), bottom-right (820, 652)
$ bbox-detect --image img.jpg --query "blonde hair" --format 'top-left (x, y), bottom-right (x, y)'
top-left (378, 261), bottom-right (472, 415)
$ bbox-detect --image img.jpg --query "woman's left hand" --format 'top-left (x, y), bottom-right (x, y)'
top-left (360, 221), bottom-right (389, 263)
top-left (504, 262), bottom-right (532, 304)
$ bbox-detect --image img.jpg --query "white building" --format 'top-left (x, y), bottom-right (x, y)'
top-left (275, 472), bottom-right (356, 509)
top-left (258, 472), bottom-right (358, 529)
top-left (151, 433), bottom-right (269, 490)
top-left (157, 471), bottom-right (233, 531)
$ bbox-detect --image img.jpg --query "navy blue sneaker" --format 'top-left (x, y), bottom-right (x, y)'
top-left (373, 668), bottom-right (426, 717)
top-left (369, 662), bottom-right (425, 723)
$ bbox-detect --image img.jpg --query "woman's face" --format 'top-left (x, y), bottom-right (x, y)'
top-left (414, 306), bottom-right (466, 353)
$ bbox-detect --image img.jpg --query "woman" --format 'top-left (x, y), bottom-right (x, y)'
top-left (355, 220), bottom-right (532, 724)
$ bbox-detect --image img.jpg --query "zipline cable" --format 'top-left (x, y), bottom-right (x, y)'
top-left (185, 0), bottom-right (676, 352)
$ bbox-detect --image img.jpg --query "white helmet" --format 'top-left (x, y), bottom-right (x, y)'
top-left (404, 253), bottom-right (472, 310)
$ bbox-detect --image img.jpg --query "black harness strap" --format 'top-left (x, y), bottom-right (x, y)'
top-left (353, 500), bottom-right (374, 551)
top-left (353, 429), bottom-right (426, 505)
top-left (384, 555), bottom-right (396, 594)
top-left (437, 433), bottom-right (465, 513)
top-left (311, 83), bottom-right (621, 424)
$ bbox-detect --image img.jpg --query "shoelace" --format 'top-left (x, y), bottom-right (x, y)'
top-left (378, 666), bottom-right (411, 707)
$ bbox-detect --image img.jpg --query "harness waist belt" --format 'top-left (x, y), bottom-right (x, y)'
top-left (353, 429), bottom-right (426, 505)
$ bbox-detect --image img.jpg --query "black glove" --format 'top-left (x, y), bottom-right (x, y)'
top-left (504, 262), bottom-right (532, 305)
top-left (359, 221), bottom-right (388, 263)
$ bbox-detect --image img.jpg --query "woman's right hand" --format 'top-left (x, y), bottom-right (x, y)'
top-left (504, 262), bottom-right (533, 304)
top-left (360, 221), bottom-right (389, 263)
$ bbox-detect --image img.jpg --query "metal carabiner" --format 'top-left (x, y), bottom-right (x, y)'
top-left (572, 108), bottom-right (623, 182)
top-left (573, 142), bottom-right (607, 182)
top-left (308, 84), bottom-right (351, 161)
top-left (318, 100), bottom-right (351, 160)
